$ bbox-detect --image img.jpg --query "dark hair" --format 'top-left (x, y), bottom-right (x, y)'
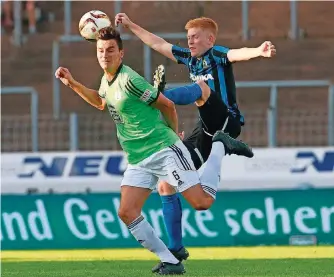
top-left (97, 26), bottom-right (123, 50)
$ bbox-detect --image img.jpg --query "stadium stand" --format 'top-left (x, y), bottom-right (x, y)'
top-left (1, 1), bottom-right (334, 151)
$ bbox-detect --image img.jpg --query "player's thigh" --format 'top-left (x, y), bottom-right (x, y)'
top-left (198, 92), bottom-right (229, 133)
top-left (183, 120), bottom-right (202, 145)
top-left (119, 166), bottom-right (157, 224)
top-left (157, 141), bottom-right (201, 193)
top-left (183, 121), bottom-right (210, 166)
top-left (196, 129), bottom-right (213, 162)
top-left (183, 140), bottom-right (203, 170)
top-left (121, 164), bottom-right (158, 191)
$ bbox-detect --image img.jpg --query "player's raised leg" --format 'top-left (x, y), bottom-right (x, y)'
top-left (168, 130), bottom-right (253, 210)
top-left (154, 64), bottom-right (210, 106)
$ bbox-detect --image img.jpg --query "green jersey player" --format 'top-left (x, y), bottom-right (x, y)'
top-left (98, 65), bottom-right (179, 164)
top-left (55, 27), bottom-right (253, 275)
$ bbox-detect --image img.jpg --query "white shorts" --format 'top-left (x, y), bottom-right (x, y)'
top-left (121, 140), bottom-right (200, 192)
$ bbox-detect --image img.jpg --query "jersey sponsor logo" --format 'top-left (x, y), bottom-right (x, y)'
top-left (291, 151), bottom-right (334, 173)
top-left (190, 73), bottom-right (214, 82)
top-left (108, 104), bottom-right (124, 124)
top-left (17, 154), bottom-right (127, 178)
top-left (140, 89), bottom-right (153, 102)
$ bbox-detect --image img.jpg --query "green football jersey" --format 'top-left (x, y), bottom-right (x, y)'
top-left (98, 64), bottom-right (179, 165)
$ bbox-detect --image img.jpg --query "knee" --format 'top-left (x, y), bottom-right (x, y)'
top-left (192, 197), bottom-right (214, 210)
top-left (117, 207), bottom-right (129, 223)
top-left (118, 207), bottom-right (139, 225)
top-left (158, 181), bottom-right (176, 195)
top-left (195, 80), bottom-right (210, 106)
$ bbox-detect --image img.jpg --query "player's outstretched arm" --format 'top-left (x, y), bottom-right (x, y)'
top-left (115, 13), bottom-right (177, 62)
top-left (151, 93), bottom-right (179, 134)
top-left (55, 67), bottom-right (105, 110)
top-left (227, 41), bottom-right (276, 62)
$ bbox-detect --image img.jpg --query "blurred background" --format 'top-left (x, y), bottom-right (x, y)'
top-left (1, 1), bottom-right (334, 152)
top-left (1, 1), bottom-right (334, 253)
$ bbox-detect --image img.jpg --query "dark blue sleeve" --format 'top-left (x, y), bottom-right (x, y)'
top-left (172, 45), bottom-right (191, 66)
top-left (212, 45), bottom-right (231, 66)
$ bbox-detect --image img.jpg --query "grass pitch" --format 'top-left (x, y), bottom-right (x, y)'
top-left (2, 246), bottom-right (334, 277)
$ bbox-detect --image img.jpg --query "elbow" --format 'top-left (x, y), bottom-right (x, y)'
top-left (161, 100), bottom-right (176, 116)
top-left (167, 100), bottom-right (176, 112)
top-left (96, 99), bottom-right (105, 110)
top-left (153, 95), bottom-right (176, 114)
top-left (96, 102), bottom-right (105, 110)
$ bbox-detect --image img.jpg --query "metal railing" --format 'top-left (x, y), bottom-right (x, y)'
top-left (65, 81), bottom-right (334, 150)
top-left (241, 0), bottom-right (300, 40)
top-left (2, 108), bottom-right (330, 152)
top-left (0, 87), bottom-right (39, 151)
top-left (2, 81), bottom-right (331, 151)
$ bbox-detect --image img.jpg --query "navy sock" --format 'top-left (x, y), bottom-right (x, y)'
top-left (161, 194), bottom-right (183, 252)
top-left (163, 83), bottom-right (202, 105)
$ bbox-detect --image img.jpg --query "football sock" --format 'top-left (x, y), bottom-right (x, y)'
top-left (161, 194), bottom-right (183, 252)
top-left (128, 215), bottom-right (179, 264)
top-left (198, 141), bottom-right (226, 199)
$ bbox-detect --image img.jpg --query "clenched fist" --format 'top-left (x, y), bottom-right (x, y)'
top-left (115, 13), bottom-right (132, 28)
top-left (259, 41), bottom-right (276, 58)
top-left (55, 67), bottom-right (74, 86)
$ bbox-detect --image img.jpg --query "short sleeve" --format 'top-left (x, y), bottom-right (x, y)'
top-left (172, 45), bottom-right (191, 66)
top-left (98, 75), bottom-right (106, 98)
top-left (124, 75), bottom-right (160, 105)
top-left (212, 45), bottom-right (231, 66)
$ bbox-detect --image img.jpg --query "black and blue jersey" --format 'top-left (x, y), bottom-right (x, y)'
top-left (172, 45), bottom-right (244, 125)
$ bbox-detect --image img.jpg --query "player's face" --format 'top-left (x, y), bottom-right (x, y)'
top-left (187, 28), bottom-right (214, 57)
top-left (96, 39), bottom-right (124, 71)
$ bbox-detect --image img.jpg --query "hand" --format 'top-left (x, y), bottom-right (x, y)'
top-left (178, 131), bottom-right (185, 140)
top-left (259, 41), bottom-right (276, 58)
top-left (55, 67), bottom-right (74, 86)
top-left (115, 13), bottom-right (132, 28)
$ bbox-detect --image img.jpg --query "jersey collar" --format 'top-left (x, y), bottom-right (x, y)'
top-left (107, 63), bottom-right (124, 87)
top-left (194, 47), bottom-right (213, 61)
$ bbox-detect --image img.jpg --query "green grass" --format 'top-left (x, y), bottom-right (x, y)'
top-left (2, 259), bottom-right (334, 277)
top-left (2, 247), bottom-right (334, 277)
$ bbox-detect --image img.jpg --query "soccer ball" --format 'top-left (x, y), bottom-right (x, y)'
top-left (79, 10), bottom-right (111, 41)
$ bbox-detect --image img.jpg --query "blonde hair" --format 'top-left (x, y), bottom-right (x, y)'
top-left (185, 17), bottom-right (218, 38)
